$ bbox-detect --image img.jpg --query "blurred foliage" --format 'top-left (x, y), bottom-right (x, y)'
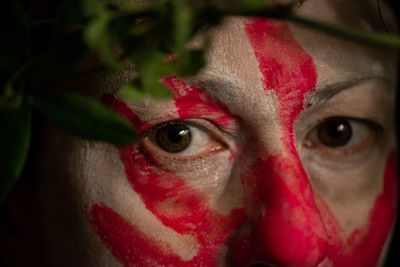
top-left (1, 0), bottom-right (400, 203)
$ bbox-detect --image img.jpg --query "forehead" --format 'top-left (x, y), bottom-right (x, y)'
top-left (192, 1), bottom-right (398, 107)
top-left (90, 0), bottom-right (398, 115)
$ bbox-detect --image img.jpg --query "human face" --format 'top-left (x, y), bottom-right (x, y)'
top-left (27, 0), bottom-right (397, 266)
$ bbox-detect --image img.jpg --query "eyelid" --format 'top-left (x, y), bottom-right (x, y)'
top-left (303, 117), bottom-right (382, 153)
top-left (296, 110), bottom-right (384, 141)
top-left (145, 118), bottom-right (234, 143)
top-left (141, 119), bottom-right (230, 160)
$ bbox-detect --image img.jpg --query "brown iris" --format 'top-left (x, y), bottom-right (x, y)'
top-left (317, 117), bottom-right (352, 147)
top-left (156, 123), bottom-right (192, 153)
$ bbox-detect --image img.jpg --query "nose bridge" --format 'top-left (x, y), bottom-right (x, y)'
top-left (235, 146), bottom-right (327, 267)
top-left (234, 16), bottom-right (327, 266)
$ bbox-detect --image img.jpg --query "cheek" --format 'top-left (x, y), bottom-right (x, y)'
top-left (89, 145), bottom-right (245, 266)
top-left (88, 97), bottom-right (246, 266)
top-left (316, 151), bottom-right (398, 266)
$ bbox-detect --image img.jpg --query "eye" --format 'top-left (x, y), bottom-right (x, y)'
top-left (144, 120), bottom-right (225, 157)
top-left (304, 117), bottom-right (379, 150)
top-left (317, 117), bottom-right (352, 147)
top-left (156, 123), bottom-right (192, 153)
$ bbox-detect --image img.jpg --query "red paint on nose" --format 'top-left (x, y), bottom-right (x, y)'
top-left (235, 18), bottom-right (327, 266)
top-left (234, 154), bottom-right (327, 267)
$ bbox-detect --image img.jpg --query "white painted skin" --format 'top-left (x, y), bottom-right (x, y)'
top-left (0, 0), bottom-right (397, 266)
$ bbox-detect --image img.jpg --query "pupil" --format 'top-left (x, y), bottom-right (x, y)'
top-left (167, 129), bottom-right (189, 143)
top-left (156, 123), bottom-right (192, 153)
top-left (318, 118), bottom-right (352, 147)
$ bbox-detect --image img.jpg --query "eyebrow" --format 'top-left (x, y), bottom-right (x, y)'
top-left (184, 76), bottom-right (246, 103)
top-left (187, 74), bottom-right (394, 110)
top-left (304, 75), bottom-right (395, 112)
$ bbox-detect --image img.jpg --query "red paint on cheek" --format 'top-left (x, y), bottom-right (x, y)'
top-left (316, 151), bottom-right (398, 266)
top-left (90, 204), bottom-right (193, 265)
top-left (90, 97), bottom-right (246, 266)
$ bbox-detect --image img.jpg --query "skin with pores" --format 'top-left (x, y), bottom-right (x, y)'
top-left (1, 0), bottom-right (398, 266)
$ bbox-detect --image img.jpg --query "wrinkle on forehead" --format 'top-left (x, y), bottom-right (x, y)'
top-left (202, 17), bottom-right (264, 92)
top-left (291, 1), bottom-right (398, 89)
top-left (185, 17), bottom-right (285, 153)
top-left (291, 26), bottom-right (398, 93)
top-left (302, 75), bottom-right (395, 116)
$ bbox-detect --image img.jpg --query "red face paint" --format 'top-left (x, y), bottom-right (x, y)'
top-left (238, 18), bottom-right (397, 267)
top-left (102, 94), bottom-right (150, 132)
top-left (164, 76), bottom-right (238, 128)
top-left (90, 17), bottom-right (396, 267)
top-left (91, 92), bottom-right (245, 266)
top-left (231, 18), bottom-right (327, 267)
top-left (314, 151), bottom-right (397, 266)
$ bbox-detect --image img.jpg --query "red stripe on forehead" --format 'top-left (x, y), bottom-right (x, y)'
top-left (244, 18), bottom-right (316, 127)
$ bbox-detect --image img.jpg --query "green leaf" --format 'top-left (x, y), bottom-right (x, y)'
top-left (0, 84), bottom-right (23, 109)
top-left (119, 84), bottom-right (146, 102)
top-left (84, 9), bottom-right (120, 69)
top-left (28, 30), bottom-right (87, 91)
top-left (31, 90), bottom-right (138, 145)
top-left (0, 94), bottom-right (31, 203)
top-left (240, 0), bottom-right (272, 10)
top-left (174, 50), bottom-right (205, 77)
top-left (172, 0), bottom-right (193, 53)
top-left (0, 0), bottom-right (30, 73)
top-left (132, 47), bottom-right (172, 99)
top-left (83, 0), bottom-right (105, 17)
top-left (145, 81), bottom-right (172, 99)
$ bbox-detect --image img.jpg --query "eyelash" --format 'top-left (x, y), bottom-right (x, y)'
top-left (141, 120), bottom-right (227, 159)
top-left (141, 115), bottom-right (382, 164)
top-left (303, 116), bottom-right (382, 155)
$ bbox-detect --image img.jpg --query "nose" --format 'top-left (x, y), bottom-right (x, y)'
top-left (233, 152), bottom-right (328, 267)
